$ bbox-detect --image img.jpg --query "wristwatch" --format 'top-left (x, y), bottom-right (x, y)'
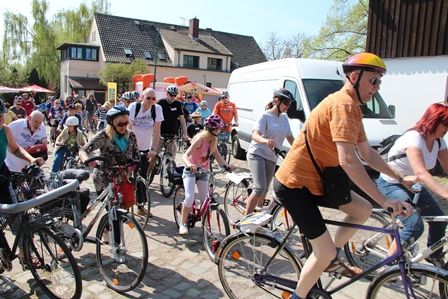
top-left (150, 147), bottom-right (156, 151)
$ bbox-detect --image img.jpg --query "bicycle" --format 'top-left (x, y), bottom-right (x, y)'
top-left (46, 156), bottom-right (148, 293)
top-left (148, 134), bottom-right (178, 197)
top-left (0, 177), bottom-right (82, 299)
top-left (86, 112), bottom-right (97, 134)
top-left (345, 184), bottom-right (448, 277)
top-left (217, 197), bottom-right (448, 298)
top-left (173, 166), bottom-right (231, 263)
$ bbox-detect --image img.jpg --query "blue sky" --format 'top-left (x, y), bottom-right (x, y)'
top-left (0, 0), bottom-right (335, 45)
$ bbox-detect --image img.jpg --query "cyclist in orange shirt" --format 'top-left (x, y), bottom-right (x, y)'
top-left (212, 91), bottom-right (238, 142)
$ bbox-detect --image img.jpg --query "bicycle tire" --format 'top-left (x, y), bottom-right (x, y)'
top-left (223, 179), bottom-right (250, 224)
top-left (202, 207), bottom-right (230, 263)
top-left (24, 226), bottom-right (82, 299)
top-left (270, 204), bottom-right (305, 260)
top-left (366, 264), bottom-right (448, 298)
top-left (96, 211), bottom-right (148, 293)
top-left (132, 176), bottom-right (151, 230)
top-left (173, 185), bottom-right (185, 228)
top-left (344, 211), bottom-right (392, 278)
top-left (148, 155), bottom-right (161, 185)
top-left (160, 157), bottom-right (176, 198)
top-left (218, 232), bottom-right (302, 299)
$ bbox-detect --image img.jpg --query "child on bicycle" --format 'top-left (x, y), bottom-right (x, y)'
top-left (51, 116), bottom-right (86, 173)
top-left (378, 102), bottom-right (448, 266)
top-left (49, 99), bottom-right (65, 142)
top-left (179, 115), bottom-right (236, 235)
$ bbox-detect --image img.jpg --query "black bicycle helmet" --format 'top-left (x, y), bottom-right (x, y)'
top-left (273, 88), bottom-right (295, 116)
top-left (106, 105), bottom-right (129, 125)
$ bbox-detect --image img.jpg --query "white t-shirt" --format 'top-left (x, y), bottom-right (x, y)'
top-left (248, 110), bottom-right (293, 162)
top-left (381, 130), bottom-right (447, 183)
top-left (128, 102), bottom-right (164, 150)
top-left (5, 118), bottom-right (47, 172)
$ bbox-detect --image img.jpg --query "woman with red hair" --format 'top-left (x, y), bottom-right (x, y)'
top-left (378, 102), bottom-right (448, 266)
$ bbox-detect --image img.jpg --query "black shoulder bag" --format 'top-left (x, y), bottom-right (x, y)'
top-left (304, 129), bottom-right (351, 207)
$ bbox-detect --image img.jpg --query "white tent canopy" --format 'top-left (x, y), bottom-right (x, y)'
top-left (0, 86), bottom-right (21, 93)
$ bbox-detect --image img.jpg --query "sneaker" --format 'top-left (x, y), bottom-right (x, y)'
top-left (324, 258), bottom-right (363, 278)
top-left (137, 207), bottom-right (153, 217)
top-left (179, 224), bottom-right (189, 235)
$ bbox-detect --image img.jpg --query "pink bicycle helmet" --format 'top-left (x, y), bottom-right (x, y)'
top-left (204, 115), bottom-right (223, 130)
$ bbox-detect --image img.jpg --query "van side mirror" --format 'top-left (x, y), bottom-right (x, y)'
top-left (388, 105), bottom-right (395, 118)
top-left (287, 102), bottom-right (305, 122)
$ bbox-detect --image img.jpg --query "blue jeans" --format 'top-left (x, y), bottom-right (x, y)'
top-left (52, 146), bottom-right (76, 173)
top-left (377, 176), bottom-right (446, 258)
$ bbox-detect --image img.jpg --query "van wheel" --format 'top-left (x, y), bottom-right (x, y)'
top-left (231, 134), bottom-right (246, 160)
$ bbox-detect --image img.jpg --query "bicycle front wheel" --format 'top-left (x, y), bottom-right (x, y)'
top-left (160, 157), bottom-right (176, 198)
top-left (223, 179), bottom-right (250, 224)
top-left (173, 186), bottom-right (185, 228)
top-left (344, 211), bottom-right (392, 277)
top-left (24, 226), bottom-right (82, 299)
top-left (132, 176), bottom-right (151, 230)
top-left (202, 207), bottom-right (230, 263)
top-left (218, 232), bottom-right (301, 299)
top-left (367, 265), bottom-right (448, 298)
top-left (96, 212), bottom-right (148, 293)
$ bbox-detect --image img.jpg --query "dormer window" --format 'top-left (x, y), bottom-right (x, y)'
top-left (157, 52), bottom-right (165, 60)
top-left (124, 48), bottom-right (133, 57)
top-left (144, 51), bottom-right (152, 59)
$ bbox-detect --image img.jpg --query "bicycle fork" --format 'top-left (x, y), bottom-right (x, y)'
top-left (106, 207), bottom-right (127, 263)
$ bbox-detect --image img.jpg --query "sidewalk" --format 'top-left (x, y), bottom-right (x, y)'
top-left (0, 131), bottom-right (431, 298)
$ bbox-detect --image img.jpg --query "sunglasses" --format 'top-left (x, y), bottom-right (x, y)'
top-left (55, 102), bottom-right (61, 104)
top-left (369, 77), bottom-right (382, 86)
top-left (168, 93), bottom-right (178, 97)
top-left (282, 100), bottom-right (292, 106)
top-left (443, 121), bottom-right (448, 127)
top-left (16, 103), bottom-right (22, 105)
top-left (221, 97), bottom-right (228, 99)
top-left (146, 96), bottom-right (157, 101)
top-left (126, 100), bottom-right (135, 103)
top-left (116, 121), bottom-right (129, 127)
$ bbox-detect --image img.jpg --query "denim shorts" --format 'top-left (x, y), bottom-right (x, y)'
top-left (182, 169), bottom-right (209, 181)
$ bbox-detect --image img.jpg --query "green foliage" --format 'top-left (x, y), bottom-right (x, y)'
top-left (305, 0), bottom-right (368, 61)
top-left (98, 60), bottom-right (151, 91)
top-left (2, 0), bottom-right (110, 89)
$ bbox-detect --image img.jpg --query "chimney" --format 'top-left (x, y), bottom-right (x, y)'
top-left (189, 18), bottom-right (199, 39)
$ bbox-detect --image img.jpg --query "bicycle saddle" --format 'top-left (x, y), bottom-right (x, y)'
top-left (60, 169), bottom-right (90, 183)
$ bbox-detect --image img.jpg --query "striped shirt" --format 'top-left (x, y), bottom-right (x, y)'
top-left (96, 107), bottom-right (107, 122)
top-left (275, 86), bottom-right (367, 196)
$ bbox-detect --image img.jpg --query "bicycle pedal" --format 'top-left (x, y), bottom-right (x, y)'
top-left (328, 272), bottom-right (342, 279)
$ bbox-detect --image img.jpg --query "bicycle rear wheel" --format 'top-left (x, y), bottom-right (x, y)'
top-left (202, 206), bottom-right (230, 263)
top-left (344, 211), bottom-right (392, 278)
top-left (96, 212), bottom-right (148, 293)
top-left (223, 179), bottom-right (251, 224)
top-left (148, 155), bottom-right (161, 184)
top-left (25, 227), bottom-right (82, 299)
top-left (132, 176), bottom-right (151, 230)
top-left (367, 264), bottom-right (448, 298)
top-left (218, 232), bottom-right (301, 299)
top-left (160, 157), bottom-right (176, 198)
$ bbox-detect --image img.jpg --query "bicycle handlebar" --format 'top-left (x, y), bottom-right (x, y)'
top-left (274, 147), bottom-right (287, 159)
top-left (0, 179), bottom-right (79, 214)
top-left (186, 166), bottom-right (231, 174)
top-left (84, 156), bottom-right (141, 169)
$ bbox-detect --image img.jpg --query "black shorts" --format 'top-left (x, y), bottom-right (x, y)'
top-left (273, 177), bottom-right (352, 240)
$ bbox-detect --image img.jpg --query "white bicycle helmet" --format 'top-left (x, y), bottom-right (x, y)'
top-left (66, 116), bottom-right (79, 126)
top-left (200, 100), bottom-right (207, 106)
top-left (166, 85), bottom-right (178, 95)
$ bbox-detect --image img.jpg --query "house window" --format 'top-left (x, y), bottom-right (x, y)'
top-left (71, 47), bottom-right (83, 59)
top-left (183, 55), bottom-right (199, 68)
top-left (86, 48), bottom-right (97, 60)
top-left (157, 52), bottom-right (165, 60)
top-left (207, 58), bottom-right (223, 71)
top-left (124, 48), bottom-right (133, 56)
top-left (144, 51), bottom-right (152, 59)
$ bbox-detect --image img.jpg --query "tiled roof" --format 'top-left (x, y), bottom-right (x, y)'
top-left (94, 13), bottom-right (266, 68)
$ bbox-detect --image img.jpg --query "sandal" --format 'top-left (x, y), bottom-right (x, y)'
top-left (18, 255), bottom-right (41, 271)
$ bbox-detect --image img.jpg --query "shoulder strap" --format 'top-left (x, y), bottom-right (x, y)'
top-left (134, 102), bottom-right (142, 118)
top-left (304, 129), bottom-right (323, 178)
top-left (151, 105), bottom-right (156, 122)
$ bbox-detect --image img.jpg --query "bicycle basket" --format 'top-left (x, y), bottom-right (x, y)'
top-left (113, 167), bottom-right (136, 209)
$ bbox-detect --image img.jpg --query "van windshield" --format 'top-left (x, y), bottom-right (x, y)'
top-left (302, 79), bottom-right (394, 119)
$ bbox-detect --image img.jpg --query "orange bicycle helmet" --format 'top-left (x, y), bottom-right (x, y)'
top-left (342, 52), bottom-right (386, 75)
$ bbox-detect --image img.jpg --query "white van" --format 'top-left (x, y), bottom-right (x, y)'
top-left (228, 58), bottom-right (404, 162)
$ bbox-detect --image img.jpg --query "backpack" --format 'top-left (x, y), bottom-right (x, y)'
top-left (135, 102), bottom-right (156, 122)
top-left (378, 134), bottom-right (441, 162)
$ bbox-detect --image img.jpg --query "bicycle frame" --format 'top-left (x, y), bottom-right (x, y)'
top-left (258, 214), bottom-right (443, 298)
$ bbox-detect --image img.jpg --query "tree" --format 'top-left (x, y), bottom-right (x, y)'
top-left (261, 31), bottom-right (311, 61)
top-left (305, 0), bottom-right (368, 61)
top-left (2, 0), bottom-right (110, 88)
top-left (98, 60), bottom-right (151, 92)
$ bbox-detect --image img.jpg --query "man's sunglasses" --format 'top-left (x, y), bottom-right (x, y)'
top-left (116, 121), bottom-right (129, 127)
top-left (168, 93), bottom-right (178, 97)
top-left (369, 77), bottom-right (382, 86)
top-left (146, 96), bottom-right (157, 101)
